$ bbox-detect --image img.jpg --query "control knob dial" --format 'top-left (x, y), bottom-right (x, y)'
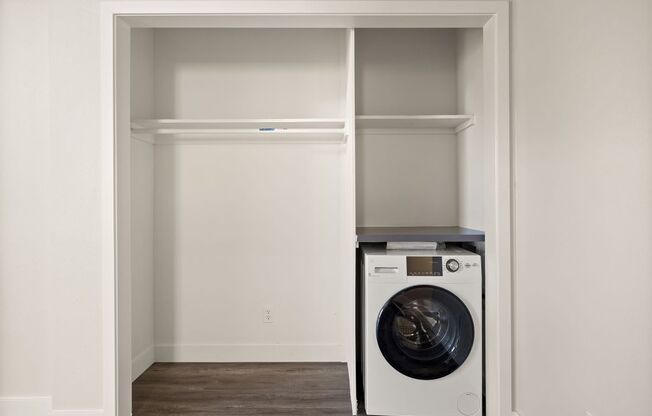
top-left (446, 259), bottom-right (460, 273)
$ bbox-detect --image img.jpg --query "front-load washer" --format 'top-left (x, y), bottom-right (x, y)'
top-left (362, 245), bottom-right (482, 416)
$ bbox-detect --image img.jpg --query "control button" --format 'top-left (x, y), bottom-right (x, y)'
top-left (458, 392), bottom-right (480, 415)
top-left (464, 262), bottom-right (471, 268)
top-left (445, 259), bottom-right (460, 272)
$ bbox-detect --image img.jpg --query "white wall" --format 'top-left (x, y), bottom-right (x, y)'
top-left (0, 0), bottom-right (52, 400)
top-left (149, 29), bottom-right (349, 362)
top-left (355, 29), bottom-right (459, 227)
top-left (356, 133), bottom-right (459, 227)
top-left (355, 29), bottom-right (458, 115)
top-left (153, 142), bottom-right (347, 361)
top-left (0, 1), bottom-right (650, 415)
top-left (510, 1), bottom-right (652, 415)
top-left (153, 28), bottom-right (346, 118)
top-left (48, 0), bottom-right (103, 409)
top-left (130, 139), bottom-right (154, 378)
top-left (130, 29), bottom-right (155, 380)
top-left (456, 29), bottom-right (484, 230)
top-left (0, 0), bottom-right (103, 414)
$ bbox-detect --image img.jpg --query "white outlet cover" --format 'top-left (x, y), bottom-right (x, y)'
top-left (263, 306), bottom-right (273, 323)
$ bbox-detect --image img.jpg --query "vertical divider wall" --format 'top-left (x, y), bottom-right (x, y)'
top-left (130, 28), bottom-right (156, 382)
top-left (342, 28), bottom-right (358, 414)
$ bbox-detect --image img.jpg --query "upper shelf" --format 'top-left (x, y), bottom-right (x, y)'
top-left (131, 118), bottom-right (347, 144)
top-left (355, 115), bottom-right (474, 133)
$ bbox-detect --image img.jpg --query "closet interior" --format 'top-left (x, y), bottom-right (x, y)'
top-left (128, 26), bottom-right (486, 413)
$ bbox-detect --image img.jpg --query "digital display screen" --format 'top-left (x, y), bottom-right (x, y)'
top-left (407, 256), bottom-right (443, 276)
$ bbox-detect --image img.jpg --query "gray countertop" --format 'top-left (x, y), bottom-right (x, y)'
top-left (356, 226), bottom-right (485, 243)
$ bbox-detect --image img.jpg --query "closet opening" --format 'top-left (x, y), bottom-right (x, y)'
top-left (126, 27), bottom-right (355, 415)
top-left (105, 5), bottom-right (511, 416)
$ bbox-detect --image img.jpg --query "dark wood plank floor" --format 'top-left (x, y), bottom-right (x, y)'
top-left (133, 363), bottom-right (355, 416)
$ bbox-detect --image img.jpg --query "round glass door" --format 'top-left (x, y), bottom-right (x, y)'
top-left (376, 285), bottom-right (475, 380)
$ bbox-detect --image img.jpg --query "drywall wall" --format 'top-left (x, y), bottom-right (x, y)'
top-left (153, 28), bottom-right (347, 119)
top-left (356, 133), bottom-right (459, 227)
top-left (130, 29), bottom-right (155, 380)
top-left (355, 29), bottom-right (458, 115)
top-left (510, 0), bottom-right (652, 415)
top-left (0, 1), bottom-right (650, 415)
top-left (0, 0), bottom-right (103, 413)
top-left (0, 0), bottom-right (53, 400)
top-left (148, 28), bottom-right (349, 361)
top-left (153, 143), bottom-right (347, 361)
top-left (48, 0), bottom-right (104, 409)
top-left (130, 140), bottom-right (154, 378)
top-left (131, 29), bottom-right (155, 120)
top-left (456, 29), bottom-right (484, 230)
top-left (355, 29), bottom-right (460, 227)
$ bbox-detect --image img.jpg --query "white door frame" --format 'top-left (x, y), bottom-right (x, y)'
top-left (100, 2), bottom-right (511, 415)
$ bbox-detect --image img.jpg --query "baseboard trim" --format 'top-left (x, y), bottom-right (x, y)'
top-left (155, 343), bottom-right (345, 362)
top-left (132, 345), bottom-right (155, 381)
top-left (0, 396), bottom-right (104, 416)
top-left (0, 397), bottom-right (51, 416)
top-left (51, 409), bottom-right (103, 416)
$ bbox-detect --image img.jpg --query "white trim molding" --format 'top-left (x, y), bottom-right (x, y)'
top-left (102, 3), bottom-right (512, 416)
top-left (131, 346), bottom-right (155, 382)
top-left (154, 344), bottom-right (345, 363)
top-left (0, 397), bottom-right (51, 416)
top-left (0, 396), bottom-right (104, 416)
top-left (51, 409), bottom-right (104, 416)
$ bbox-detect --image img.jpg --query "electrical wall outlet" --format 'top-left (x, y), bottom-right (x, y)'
top-left (263, 306), bottom-right (273, 323)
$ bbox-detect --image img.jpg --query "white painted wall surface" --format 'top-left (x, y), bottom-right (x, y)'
top-left (510, 1), bottom-right (652, 415)
top-left (153, 143), bottom-right (347, 361)
top-left (153, 28), bottom-right (346, 118)
top-left (355, 29), bottom-right (459, 227)
top-left (0, 0), bottom-right (103, 413)
top-left (355, 29), bottom-right (458, 115)
top-left (356, 133), bottom-right (459, 227)
top-left (456, 29), bottom-right (484, 230)
top-left (0, 0), bottom-right (52, 400)
top-left (48, 0), bottom-right (103, 409)
top-left (130, 29), bottom-right (156, 380)
top-left (130, 140), bottom-right (154, 377)
top-left (146, 28), bottom-right (348, 362)
top-left (0, 1), bottom-right (650, 415)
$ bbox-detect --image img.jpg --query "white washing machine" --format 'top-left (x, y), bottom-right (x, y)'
top-left (362, 246), bottom-right (483, 416)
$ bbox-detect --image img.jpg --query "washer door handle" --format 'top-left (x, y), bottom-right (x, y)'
top-left (374, 266), bottom-right (399, 274)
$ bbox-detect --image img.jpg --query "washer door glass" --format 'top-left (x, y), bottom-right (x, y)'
top-left (376, 285), bottom-right (475, 380)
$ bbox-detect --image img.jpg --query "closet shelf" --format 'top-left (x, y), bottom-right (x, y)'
top-left (355, 115), bottom-right (474, 133)
top-left (131, 118), bottom-right (347, 144)
top-left (357, 226), bottom-right (485, 243)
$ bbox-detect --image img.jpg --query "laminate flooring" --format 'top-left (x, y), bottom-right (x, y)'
top-left (133, 363), bottom-right (359, 416)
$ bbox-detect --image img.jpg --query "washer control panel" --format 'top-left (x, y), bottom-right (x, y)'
top-left (365, 248), bottom-right (482, 282)
top-left (406, 256), bottom-right (443, 276)
top-left (445, 258), bottom-right (481, 272)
